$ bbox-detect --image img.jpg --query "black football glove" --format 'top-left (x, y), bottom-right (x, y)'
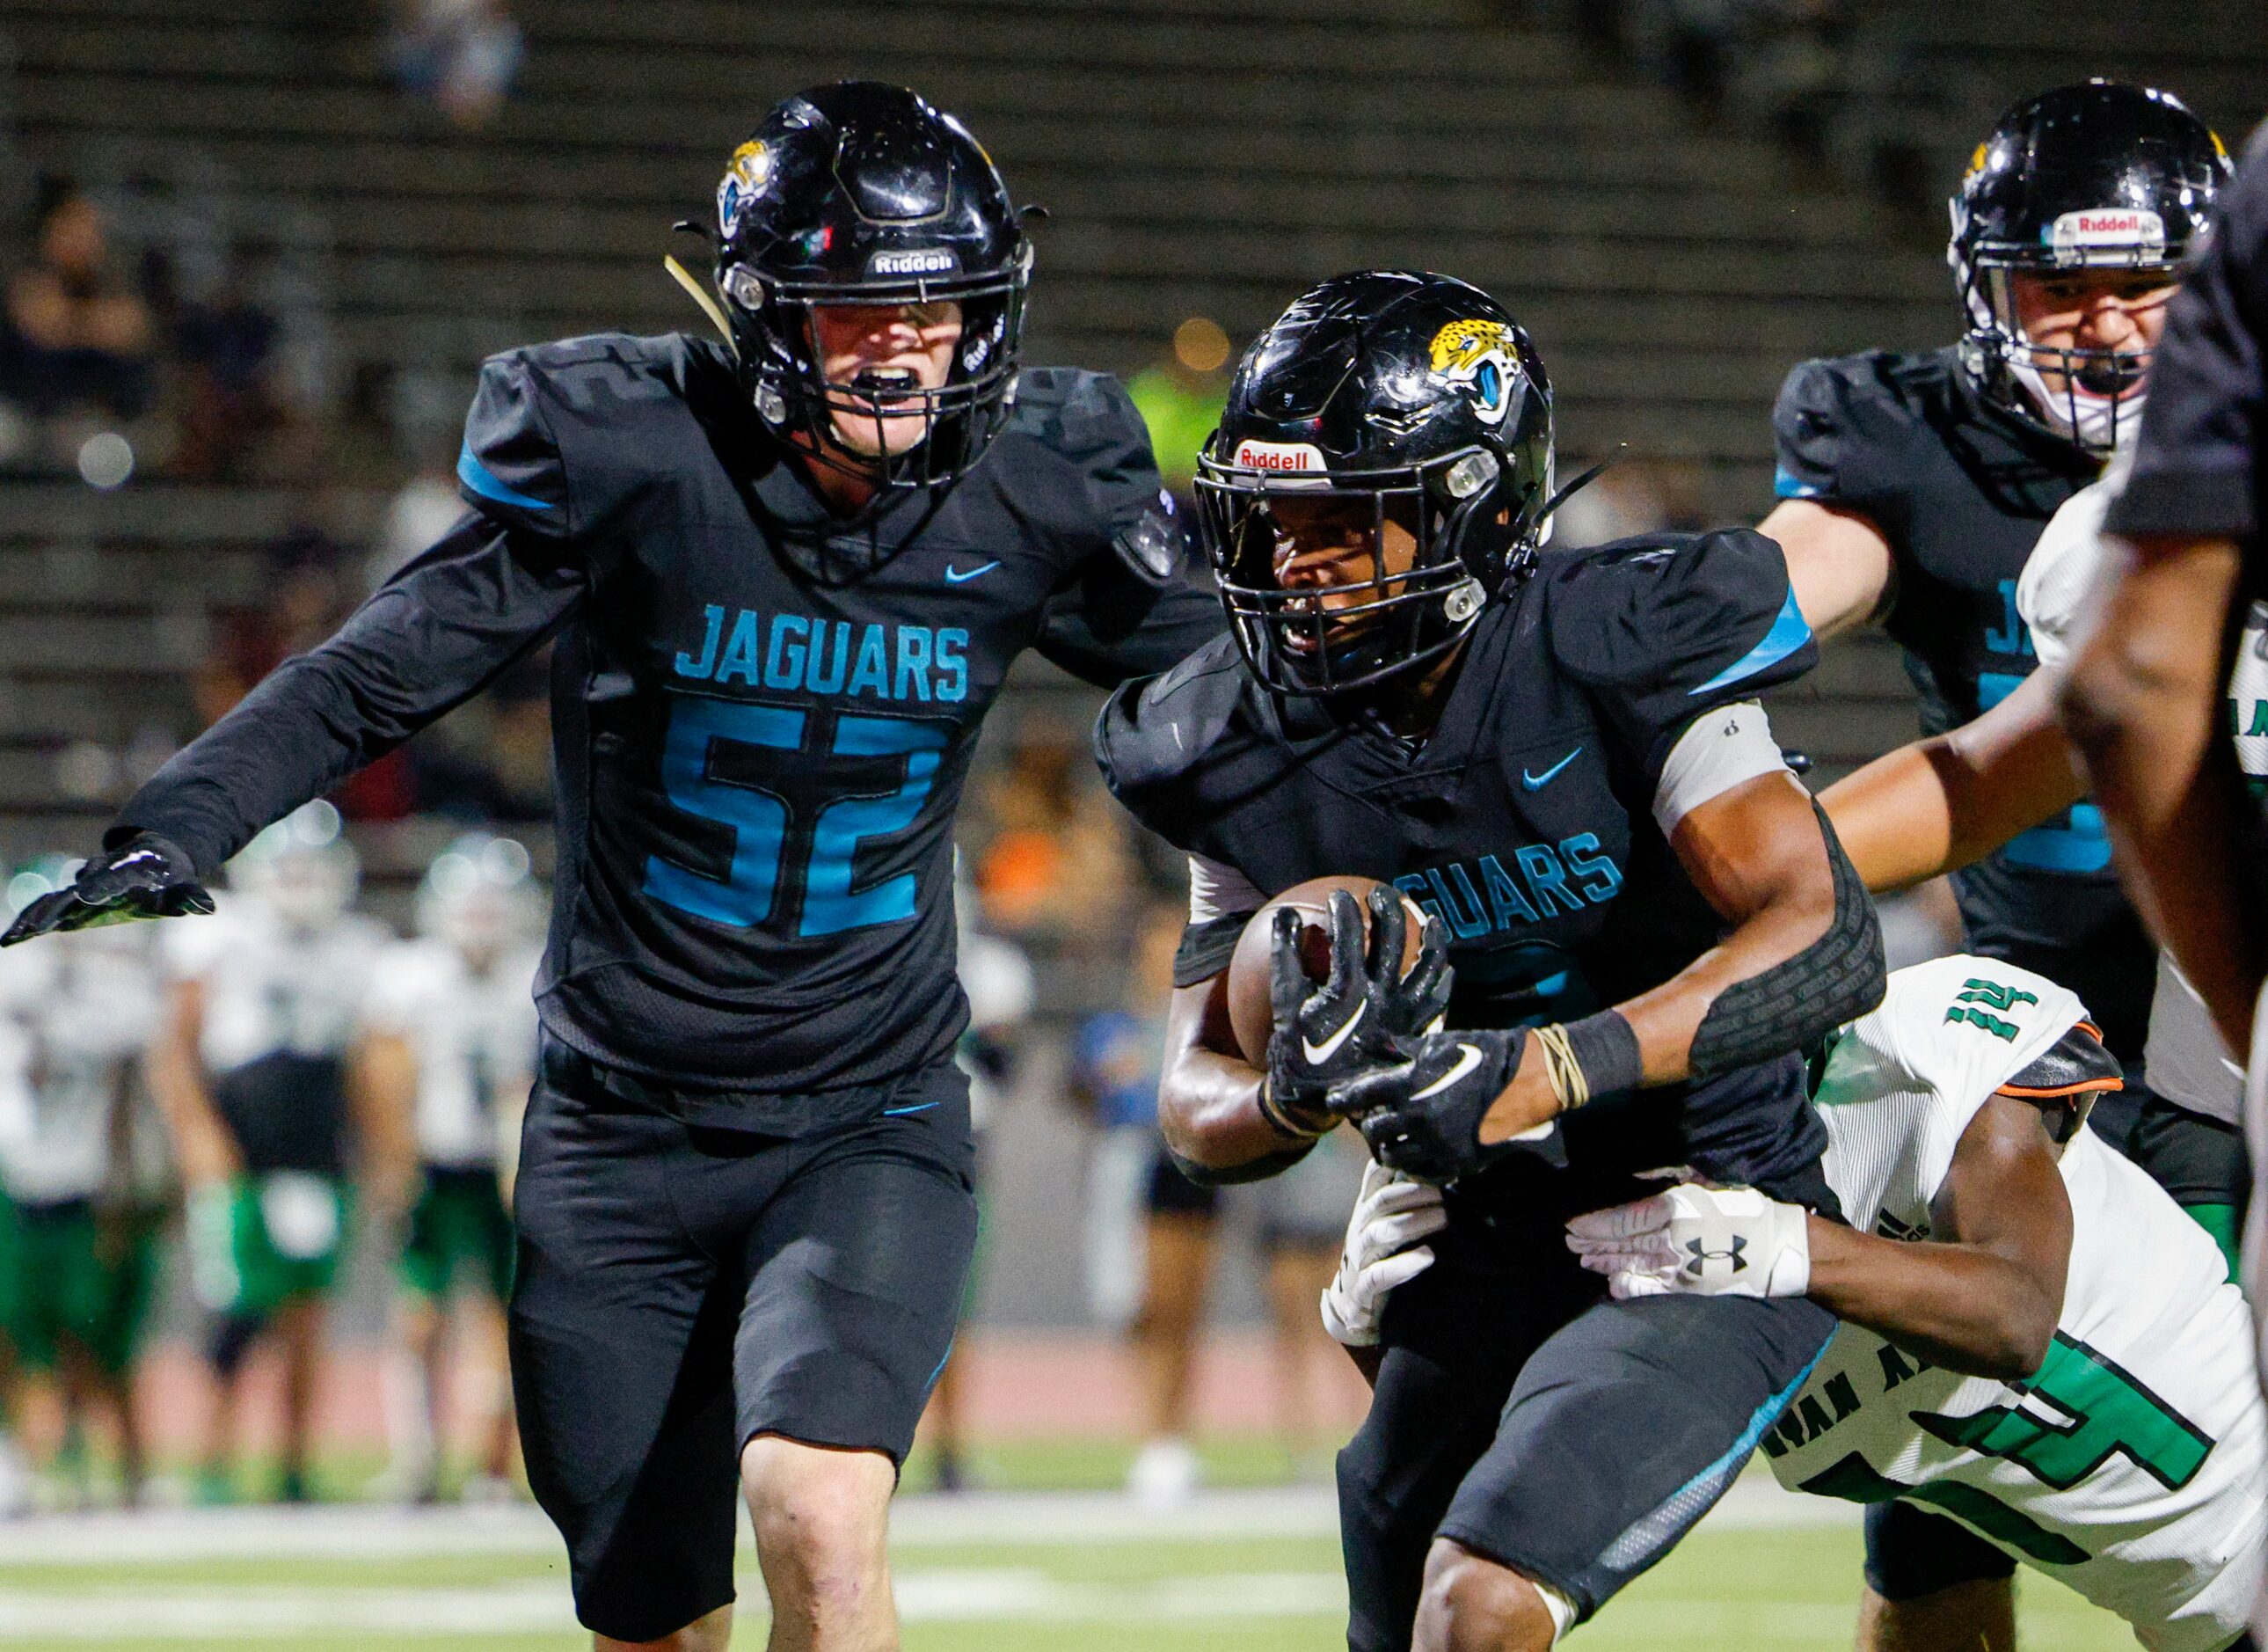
top-left (0, 833), bottom-right (212, 946)
top-left (1333, 1027), bottom-right (1566, 1186)
top-left (1264, 886), bottom-right (1448, 1137)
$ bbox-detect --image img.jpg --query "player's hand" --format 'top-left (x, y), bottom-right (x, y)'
top-left (1375, 890), bottom-right (1452, 1041)
top-left (1331, 1028), bottom-right (1564, 1185)
top-left (1564, 1183), bottom-right (1812, 1299)
top-left (1264, 889), bottom-right (1425, 1135)
top-left (1321, 1161), bottom-right (1448, 1347)
top-left (0, 833), bottom-right (211, 946)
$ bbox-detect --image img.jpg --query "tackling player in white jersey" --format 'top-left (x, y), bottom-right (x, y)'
top-left (150, 801), bottom-right (391, 1504)
top-left (1331, 956), bottom-right (2268, 1650)
top-left (0, 881), bottom-right (169, 1507)
top-left (363, 836), bottom-right (542, 1505)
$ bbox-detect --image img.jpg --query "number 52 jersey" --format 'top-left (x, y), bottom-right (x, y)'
top-left (1763, 956), bottom-right (2268, 1650)
top-left (114, 333), bottom-right (1222, 1122)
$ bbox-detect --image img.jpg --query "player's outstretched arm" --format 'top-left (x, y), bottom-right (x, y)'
top-left (2062, 533), bottom-right (2264, 1056)
top-left (1759, 498), bottom-right (1897, 641)
top-left (1803, 1094), bottom-right (2071, 1378)
top-left (9, 515), bottom-right (585, 944)
top-left (1820, 667), bottom-right (2086, 893)
top-left (1572, 1094), bottom-right (2071, 1381)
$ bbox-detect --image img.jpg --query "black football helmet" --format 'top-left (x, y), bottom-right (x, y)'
top-left (711, 82), bottom-right (1032, 501)
top-left (1195, 271), bottom-right (1554, 698)
top-left (1951, 81), bottom-right (2229, 455)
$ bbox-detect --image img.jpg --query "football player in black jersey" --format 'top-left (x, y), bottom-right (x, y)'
top-left (1760, 79), bottom-right (2233, 1641)
top-left (1097, 270), bottom-right (1885, 1650)
top-left (0, 83), bottom-right (1221, 1652)
top-left (2082, 133), bottom-right (2268, 1357)
top-left (1762, 82), bottom-right (2225, 1089)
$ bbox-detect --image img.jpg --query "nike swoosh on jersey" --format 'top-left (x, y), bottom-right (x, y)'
top-left (1411, 1042), bottom-right (1484, 1100)
top-left (1302, 1000), bottom-right (1367, 1065)
top-left (1521, 748), bottom-right (1581, 789)
top-left (944, 560), bottom-right (1002, 583)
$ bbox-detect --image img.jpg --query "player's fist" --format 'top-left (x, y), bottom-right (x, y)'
top-left (1265, 888), bottom-right (1440, 1136)
top-left (1321, 1161), bottom-right (1448, 1347)
top-left (1565, 1184), bottom-right (1812, 1299)
top-left (1333, 1028), bottom-right (1564, 1185)
top-left (0, 833), bottom-right (212, 946)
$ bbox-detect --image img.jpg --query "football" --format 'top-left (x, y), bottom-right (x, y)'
top-left (1224, 874), bottom-right (1431, 1065)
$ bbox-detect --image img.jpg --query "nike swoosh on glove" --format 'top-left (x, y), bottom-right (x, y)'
top-left (1320, 1160), bottom-right (1449, 1347)
top-left (1, 833), bottom-right (213, 947)
top-left (1265, 886), bottom-right (1448, 1134)
top-left (1564, 1183), bottom-right (1811, 1299)
top-left (1331, 1028), bottom-right (1563, 1186)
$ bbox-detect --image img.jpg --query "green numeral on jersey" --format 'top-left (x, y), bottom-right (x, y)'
top-left (1914, 1334), bottom-right (2213, 1492)
top-left (1796, 1453), bottom-right (2087, 1565)
top-left (1945, 1006), bottom-right (2021, 1042)
top-left (1956, 978), bottom-right (2040, 1014)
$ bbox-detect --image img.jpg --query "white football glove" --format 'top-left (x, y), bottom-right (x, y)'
top-left (1321, 1161), bottom-right (1449, 1347)
top-left (1564, 1183), bottom-right (1811, 1300)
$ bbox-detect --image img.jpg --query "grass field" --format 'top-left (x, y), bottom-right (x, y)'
top-left (0, 1455), bottom-right (2145, 1651)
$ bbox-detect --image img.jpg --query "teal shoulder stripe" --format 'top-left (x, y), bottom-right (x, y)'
top-left (458, 442), bottom-right (556, 514)
top-left (1688, 587), bottom-right (1812, 696)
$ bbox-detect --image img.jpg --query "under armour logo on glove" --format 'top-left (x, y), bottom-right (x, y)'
top-left (1262, 886), bottom-right (1450, 1137)
top-left (1565, 1183), bottom-right (1811, 1300)
top-left (1682, 1232), bottom-right (1747, 1278)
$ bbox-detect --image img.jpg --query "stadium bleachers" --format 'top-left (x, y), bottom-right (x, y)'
top-left (6, 0), bottom-right (2257, 856)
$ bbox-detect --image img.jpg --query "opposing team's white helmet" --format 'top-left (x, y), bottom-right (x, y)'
top-left (230, 800), bottom-right (359, 930)
top-left (415, 834), bottom-right (538, 958)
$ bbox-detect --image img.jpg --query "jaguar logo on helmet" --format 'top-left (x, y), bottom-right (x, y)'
top-left (716, 140), bottom-right (772, 239)
top-left (1427, 320), bottom-right (1521, 426)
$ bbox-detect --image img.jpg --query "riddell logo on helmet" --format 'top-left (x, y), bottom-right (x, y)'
top-left (1232, 440), bottom-right (1327, 473)
top-left (868, 248), bottom-right (960, 278)
top-left (2049, 208), bottom-right (2166, 253)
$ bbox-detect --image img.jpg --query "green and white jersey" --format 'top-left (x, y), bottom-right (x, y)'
top-left (362, 939), bottom-right (539, 1169)
top-left (0, 925), bottom-right (164, 1205)
top-left (2017, 457), bottom-right (2260, 1126)
top-left (1763, 956), bottom-right (2268, 1652)
top-left (162, 895), bottom-right (390, 1075)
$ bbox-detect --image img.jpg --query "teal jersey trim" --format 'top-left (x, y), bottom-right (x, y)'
top-left (1688, 587), bottom-right (1813, 696)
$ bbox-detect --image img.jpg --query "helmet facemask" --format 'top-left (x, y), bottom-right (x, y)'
top-left (1195, 443), bottom-right (1532, 698)
top-left (1952, 226), bottom-right (2170, 457)
top-left (723, 251), bottom-right (1029, 515)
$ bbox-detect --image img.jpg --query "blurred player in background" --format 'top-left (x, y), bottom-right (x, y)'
top-left (915, 868), bottom-right (1034, 1494)
top-left (149, 801), bottom-right (391, 1505)
top-left (1073, 900), bottom-right (1215, 1505)
top-left (1076, 902), bottom-right (1362, 1505)
top-left (364, 835), bottom-right (542, 1505)
top-left (1762, 82), bottom-right (2228, 1134)
top-left (0, 868), bottom-right (168, 1509)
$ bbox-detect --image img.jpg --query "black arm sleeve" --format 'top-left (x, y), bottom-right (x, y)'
top-left (113, 515), bottom-right (585, 873)
top-left (1688, 804), bottom-right (1887, 1077)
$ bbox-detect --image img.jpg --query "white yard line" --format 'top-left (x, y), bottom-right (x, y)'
top-left (0, 1470), bottom-right (1853, 1570)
